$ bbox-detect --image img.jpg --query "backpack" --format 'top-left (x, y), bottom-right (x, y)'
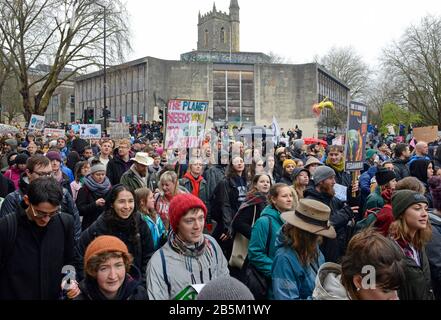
top-left (0, 212), bottom-right (71, 271)
top-left (353, 204), bottom-right (392, 235)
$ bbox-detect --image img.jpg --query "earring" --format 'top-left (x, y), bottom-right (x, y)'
top-left (356, 287), bottom-right (361, 292)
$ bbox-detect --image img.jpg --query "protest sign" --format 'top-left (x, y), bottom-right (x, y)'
top-left (43, 128), bottom-right (65, 139)
top-left (109, 123), bottom-right (130, 139)
top-left (165, 99), bottom-right (208, 149)
top-left (79, 124), bottom-right (102, 139)
top-left (413, 126), bottom-right (438, 143)
top-left (28, 114), bottom-right (45, 132)
top-left (345, 102), bottom-right (368, 172)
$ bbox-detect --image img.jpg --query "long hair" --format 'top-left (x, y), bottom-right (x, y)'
top-left (283, 224), bottom-right (320, 266)
top-left (74, 161), bottom-right (89, 183)
top-left (226, 156), bottom-right (247, 180)
top-left (389, 215), bottom-right (432, 250)
top-left (104, 185), bottom-right (141, 257)
top-left (268, 183), bottom-right (289, 207)
top-left (341, 229), bottom-right (405, 300)
top-left (247, 173), bottom-right (272, 197)
top-left (134, 187), bottom-right (157, 220)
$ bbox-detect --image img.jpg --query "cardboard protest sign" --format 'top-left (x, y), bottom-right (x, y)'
top-left (413, 126), bottom-right (438, 143)
top-left (79, 124), bottom-right (102, 139)
top-left (345, 102), bottom-right (368, 172)
top-left (109, 123), bottom-right (130, 139)
top-left (165, 99), bottom-right (208, 149)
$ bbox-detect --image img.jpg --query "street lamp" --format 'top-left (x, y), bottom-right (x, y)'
top-left (97, 2), bottom-right (108, 135)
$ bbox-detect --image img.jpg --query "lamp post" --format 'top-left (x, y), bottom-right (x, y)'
top-left (97, 2), bottom-right (108, 135)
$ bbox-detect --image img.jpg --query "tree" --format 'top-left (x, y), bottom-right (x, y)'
top-left (380, 103), bottom-right (422, 134)
top-left (267, 51), bottom-right (292, 64)
top-left (382, 16), bottom-right (441, 125)
top-left (0, 0), bottom-right (130, 122)
top-left (316, 46), bottom-right (371, 101)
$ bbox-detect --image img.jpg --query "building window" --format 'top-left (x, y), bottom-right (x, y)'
top-left (204, 29), bottom-right (208, 48)
top-left (213, 68), bottom-right (255, 125)
top-left (70, 95), bottom-right (75, 105)
top-left (220, 27), bottom-right (225, 43)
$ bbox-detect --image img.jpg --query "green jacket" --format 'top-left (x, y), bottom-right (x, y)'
top-left (397, 244), bottom-right (434, 300)
top-left (120, 167), bottom-right (156, 191)
top-left (248, 205), bottom-right (284, 278)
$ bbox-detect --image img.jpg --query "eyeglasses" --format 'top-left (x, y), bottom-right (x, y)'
top-left (32, 171), bottom-right (52, 177)
top-left (30, 204), bottom-right (60, 219)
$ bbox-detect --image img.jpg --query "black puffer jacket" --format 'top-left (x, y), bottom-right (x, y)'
top-left (74, 212), bottom-right (154, 284)
top-left (304, 188), bottom-right (355, 263)
top-left (76, 185), bottom-right (110, 230)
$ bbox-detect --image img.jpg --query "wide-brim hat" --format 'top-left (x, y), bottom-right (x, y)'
top-left (304, 157), bottom-right (323, 168)
top-left (281, 199), bottom-right (336, 238)
top-left (130, 152), bottom-right (154, 166)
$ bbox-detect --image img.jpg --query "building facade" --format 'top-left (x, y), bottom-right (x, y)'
top-left (74, 0), bottom-right (350, 137)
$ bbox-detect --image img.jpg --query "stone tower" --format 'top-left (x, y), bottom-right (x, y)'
top-left (197, 1), bottom-right (240, 52)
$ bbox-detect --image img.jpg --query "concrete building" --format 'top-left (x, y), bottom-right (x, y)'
top-left (74, 0), bottom-right (350, 137)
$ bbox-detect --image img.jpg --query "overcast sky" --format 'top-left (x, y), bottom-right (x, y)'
top-left (126, 0), bottom-right (441, 67)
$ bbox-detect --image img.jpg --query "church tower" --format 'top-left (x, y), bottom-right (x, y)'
top-left (197, 1), bottom-right (240, 52)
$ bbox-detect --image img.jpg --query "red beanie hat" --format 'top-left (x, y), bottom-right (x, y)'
top-left (169, 193), bottom-right (207, 233)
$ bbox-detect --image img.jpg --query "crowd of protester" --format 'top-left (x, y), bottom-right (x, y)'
top-left (0, 121), bottom-right (440, 301)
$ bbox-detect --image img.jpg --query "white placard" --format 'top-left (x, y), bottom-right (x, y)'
top-left (28, 114), bottom-right (45, 132)
top-left (79, 124), bottom-right (102, 139)
top-left (334, 183), bottom-right (347, 202)
top-left (43, 128), bottom-right (65, 139)
top-left (109, 123), bottom-right (130, 139)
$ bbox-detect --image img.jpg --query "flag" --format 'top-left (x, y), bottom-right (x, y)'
top-left (272, 116), bottom-right (281, 145)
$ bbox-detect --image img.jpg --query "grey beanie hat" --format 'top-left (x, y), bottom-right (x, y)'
top-left (293, 139), bottom-right (304, 150)
top-left (313, 166), bottom-right (336, 185)
top-left (392, 190), bottom-right (428, 220)
top-left (90, 163), bottom-right (106, 174)
top-left (197, 276), bottom-right (255, 300)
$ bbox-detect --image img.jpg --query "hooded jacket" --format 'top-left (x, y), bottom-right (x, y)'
top-left (312, 262), bottom-right (350, 300)
top-left (272, 230), bottom-right (325, 300)
top-left (0, 174), bottom-right (81, 242)
top-left (359, 165), bottom-right (377, 210)
top-left (409, 159), bottom-right (434, 207)
top-left (0, 172), bottom-right (16, 198)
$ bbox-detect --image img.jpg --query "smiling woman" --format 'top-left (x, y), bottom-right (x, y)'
top-left (66, 235), bottom-right (148, 300)
top-left (74, 185), bottom-right (155, 287)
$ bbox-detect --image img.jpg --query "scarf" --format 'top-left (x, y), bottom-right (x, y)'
top-left (169, 231), bottom-right (207, 257)
top-left (381, 187), bottom-right (393, 204)
top-left (129, 164), bottom-right (147, 188)
top-left (394, 238), bottom-right (420, 266)
top-left (326, 157), bottom-right (345, 173)
top-left (237, 191), bottom-right (268, 212)
top-left (168, 231), bottom-right (216, 285)
top-left (84, 174), bottom-right (112, 198)
top-left (183, 172), bottom-right (203, 197)
top-left (53, 170), bottom-right (64, 183)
